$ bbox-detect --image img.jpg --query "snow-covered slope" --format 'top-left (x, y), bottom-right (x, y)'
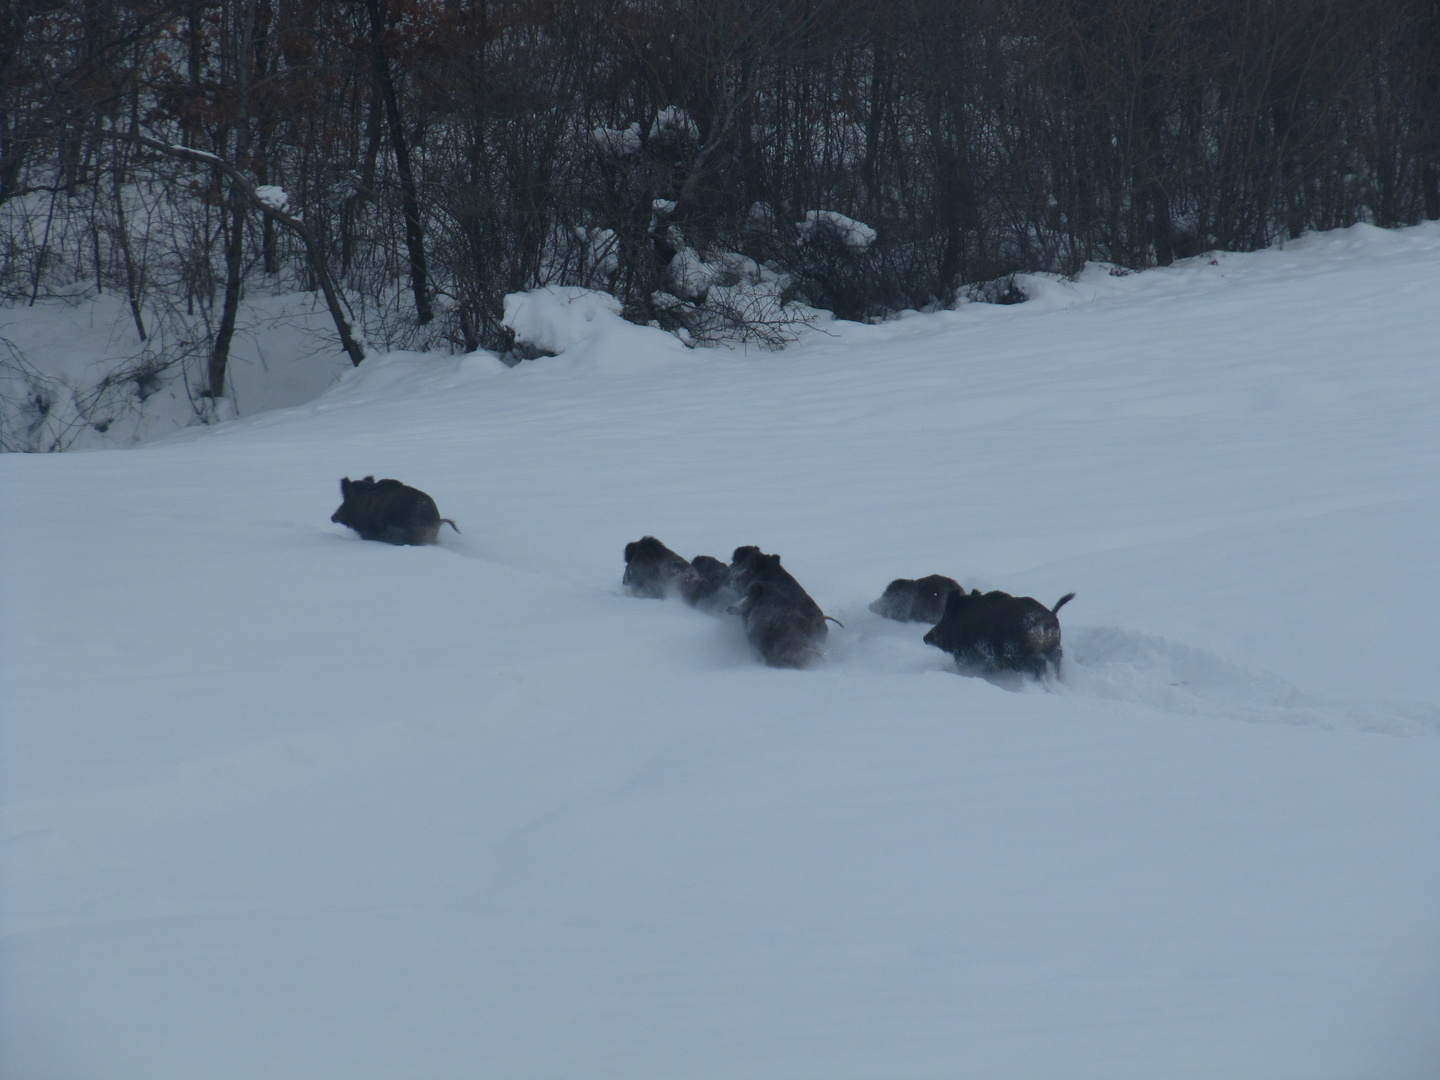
top-left (0, 287), bottom-right (354, 450)
top-left (3, 223), bottom-right (1439, 1080)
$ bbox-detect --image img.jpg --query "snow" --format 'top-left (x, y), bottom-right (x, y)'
top-left (166, 142), bottom-right (224, 166)
top-left (650, 105), bottom-right (700, 143)
top-left (0, 288), bottom-right (353, 450)
top-left (576, 225), bottom-right (620, 282)
top-left (3, 222), bottom-right (1440, 1079)
top-left (253, 185), bottom-right (289, 213)
top-left (591, 122), bottom-right (642, 158)
top-left (668, 244), bottom-right (720, 299)
top-left (500, 284), bottom-right (688, 369)
top-left (799, 209), bottom-right (877, 250)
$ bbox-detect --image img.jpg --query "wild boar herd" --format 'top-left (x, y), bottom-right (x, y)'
top-left (331, 477), bottom-right (1075, 681)
top-left (623, 537), bottom-right (842, 669)
top-left (623, 535), bottom-right (1073, 679)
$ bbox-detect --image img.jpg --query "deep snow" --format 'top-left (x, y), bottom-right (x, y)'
top-left (3, 223), bottom-right (1439, 1080)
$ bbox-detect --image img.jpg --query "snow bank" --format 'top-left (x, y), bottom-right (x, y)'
top-left (1001, 221), bottom-right (1430, 316)
top-left (501, 284), bottom-right (688, 370)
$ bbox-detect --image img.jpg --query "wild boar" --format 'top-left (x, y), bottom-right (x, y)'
top-left (331, 476), bottom-right (458, 545)
top-left (622, 536), bottom-right (700, 599)
top-left (923, 589), bottom-right (1075, 679)
top-left (682, 554), bottom-right (739, 612)
top-left (869, 574), bottom-right (964, 623)
top-left (729, 546), bottom-right (827, 625)
top-left (735, 579), bottom-right (830, 669)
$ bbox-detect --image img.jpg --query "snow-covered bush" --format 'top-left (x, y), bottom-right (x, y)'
top-left (649, 107), bottom-right (700, 145)
top-left (502, 286), bottom-right (625, 358)
top-left (797, 210), bottom-right (877, 251)
top-left (592, 123), bottom-right (642, 159)
top-left (651, 246), bottom-right (810, 349)
top-left (963, 274), bottom-right (1028, 306)
top-left (575, 226), bottom-right (620, 286)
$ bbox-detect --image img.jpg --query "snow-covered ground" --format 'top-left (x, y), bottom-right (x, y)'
top-left (3, 223), bottom-right (1439, 1080)
top-left (0, 287), bottom-right (353, 450)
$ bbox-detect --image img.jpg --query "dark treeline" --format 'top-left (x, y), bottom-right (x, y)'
top-left (3, 0), bottom-right (1439, 395)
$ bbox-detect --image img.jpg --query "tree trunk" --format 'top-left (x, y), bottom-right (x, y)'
top-left (209, 179), bottom-right (247, 396)
top-left (101, 129), bottom-right (366, 367)
top-left (112, 144), bottom-right (147, 340)
top-left (363, 0), bottom-right (432, 325)
top-left (209, 0), bottom-right (256, 399)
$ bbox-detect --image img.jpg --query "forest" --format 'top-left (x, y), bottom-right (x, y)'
top-left (3, 0), bottom-right (1439, 400)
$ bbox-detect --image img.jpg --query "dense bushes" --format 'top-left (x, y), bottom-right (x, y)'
top-left (3, 0), bottom-right (1438, 392)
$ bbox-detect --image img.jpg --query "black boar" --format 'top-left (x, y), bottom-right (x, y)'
top-left (681, 554), bottom-right (739, 612)
top-left (869, 574), bottom-right (964, 623)
top-left (728, 545), bottom-right (839, 667)
top-left (736, 579), bottom-right (829, 669)
top-left (729, 546), bottom-right (827, 625)
top-left (623, 536), bottom-right (700, 599)
top-left (923, 589), bottom-right (1076, 679)
top-left (331, 476), bottom-right (458, 545)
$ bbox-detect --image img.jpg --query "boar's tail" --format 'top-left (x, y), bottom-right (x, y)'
top-left (824, 615), bottom-right (845, 628)
top-left (441, 518), bottom-right (460, 534)
top-left (1051, 592), bottom-right (1076, 614)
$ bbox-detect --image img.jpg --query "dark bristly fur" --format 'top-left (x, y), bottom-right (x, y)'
top-left (331, 476), bottom-right (458, 545)
top-left (730, 546), bottom-right (827, 623)
top-left (869, 574), bottom-right (964, 623)
top-left (729, 546), bottom-right (831, 666)
top-left (682, 554), bottom-right (739, 611)
top-left (622, 540), bottom-right (833, 666)
top-left (736, 579), bottom-right (829, 668)
top-left (923, 588), bottom-right (1075, 679)
top-left (622, 536), bottom-right (700, 599)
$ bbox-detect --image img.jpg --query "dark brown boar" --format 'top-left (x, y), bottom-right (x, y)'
top-left (331, 477), bottom-right (458, 545)
top-left (681, 554), bottom-right (739, 612)
top-left (869, 574), bottom-right (964, 624)
top-left (923, 589), bottom-right (1075, 679)
top-left (622, 536), bottom-right (700, 599)
top-left (729, 546), bottom-right (827, 625)
top-left (735, 579), bottom-right (829, 668)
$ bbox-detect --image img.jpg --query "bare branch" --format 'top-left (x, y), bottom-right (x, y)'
top-left (87, 128), bottom-right (366, 367)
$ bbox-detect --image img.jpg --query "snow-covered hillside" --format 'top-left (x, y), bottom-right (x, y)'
top-left (3, 223), bottom-right (1439, 1080)
top-left (0, 287), bottom-right (354, 451)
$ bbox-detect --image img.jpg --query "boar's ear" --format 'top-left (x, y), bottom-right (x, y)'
top-left (362, 475), bottom-right (374, 483)
top-left (340, 477), bottom-right (351, 496)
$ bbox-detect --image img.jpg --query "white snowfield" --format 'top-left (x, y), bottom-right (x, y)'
top-left (3, 223), bottom-right (1439, 1080)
